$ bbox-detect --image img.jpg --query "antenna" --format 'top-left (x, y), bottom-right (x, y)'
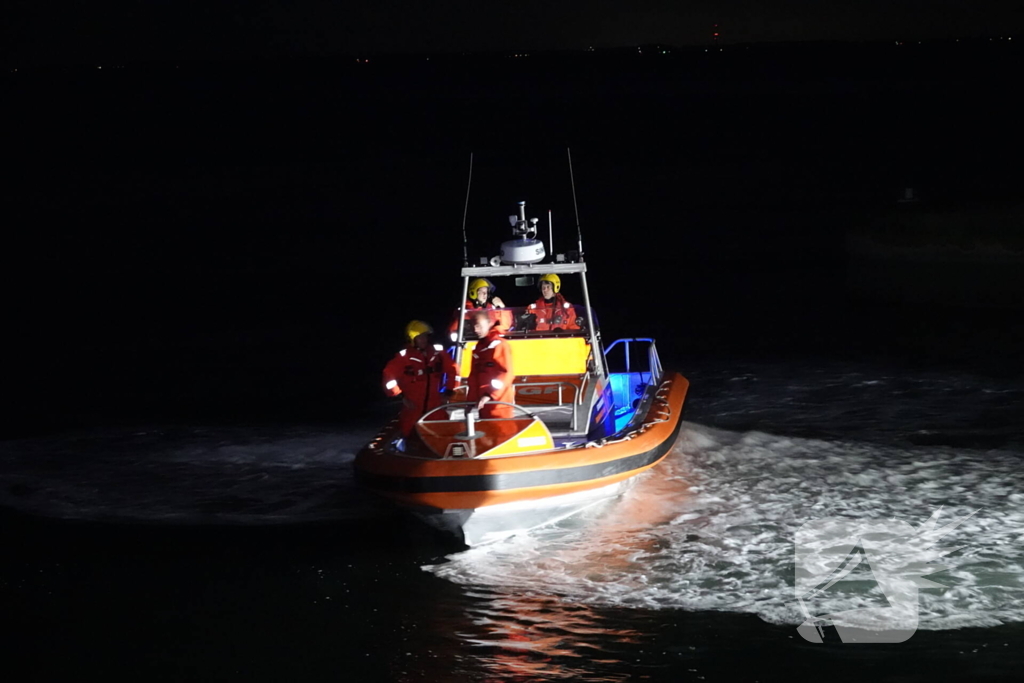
top-left (567, 147), bottom-right (584, 261)
top-left (461, 152), bottom-right (473, 266)
top-left (548, 209), bottom-right (553, 257)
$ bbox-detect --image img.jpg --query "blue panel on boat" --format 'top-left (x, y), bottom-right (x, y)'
top-left (609, 371), bottom-right (652, 433)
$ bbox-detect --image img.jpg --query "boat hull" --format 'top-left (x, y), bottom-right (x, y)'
top-left (354, 372), bottom-right (688, 543)
top-left (411, 477), bottom-right (639, 545)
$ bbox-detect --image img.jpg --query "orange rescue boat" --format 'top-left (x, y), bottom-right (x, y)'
top-left (355, 200), bottom-right (689, 544)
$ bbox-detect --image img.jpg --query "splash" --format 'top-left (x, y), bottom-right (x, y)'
top-left (794, 507), bottom-right (979, 642)
top-left (426, 425), bottom-right (1024, 631)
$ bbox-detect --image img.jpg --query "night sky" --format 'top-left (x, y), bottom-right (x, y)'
top-left (7, 1), bottom-right (1023, 65)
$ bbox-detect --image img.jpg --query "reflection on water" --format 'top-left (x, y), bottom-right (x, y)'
top-left (456, 592), bottom-right (643, 682)
top-left (413, 460), bottom-right (698, 681)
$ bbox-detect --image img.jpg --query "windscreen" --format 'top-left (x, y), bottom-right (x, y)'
top-left (450, 305), bottom-right (596, 340)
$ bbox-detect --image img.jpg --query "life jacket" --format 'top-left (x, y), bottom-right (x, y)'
top-left (528, 294), bottom-right (580, 331)
top-left (467, 329), bottom-right (515, 418)
top-left (449, 299), bottom-right (512, 338)
top-left (382, 343), bottom-right (457, 435)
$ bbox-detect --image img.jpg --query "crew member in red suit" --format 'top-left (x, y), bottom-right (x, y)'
top-left (449, 278), bottom-right (512, 340)
top-left (527, 274), bottom-right (580, 332)
top-left (467, 310), bottom-right (515, 419)
top-left (382, 320), bottom-right (457, 440)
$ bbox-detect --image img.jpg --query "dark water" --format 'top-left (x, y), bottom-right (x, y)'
top-left (3, 509), bottom-right (1022, 682)
top-left (4, 44), bottom-right (1024, 680)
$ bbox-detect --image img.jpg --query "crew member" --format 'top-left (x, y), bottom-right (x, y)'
top-left (382, 320), bottom-right (457, 439)
top-left (526, 274), bottom-right (580, 332)
top-left (467, 310), bottom-right (515, 419)
top-left (466, 277), bottom-right (505, 309)
top-left (450, 277), bottom-right (511, 340)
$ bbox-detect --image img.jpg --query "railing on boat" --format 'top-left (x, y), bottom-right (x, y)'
top-left (417, 402), bottom-right (552, 459)
top-left (511, 373), bottom-right (590, 431)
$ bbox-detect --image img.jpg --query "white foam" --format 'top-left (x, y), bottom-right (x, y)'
top-left (425, 423), bottom-right (1024, 631)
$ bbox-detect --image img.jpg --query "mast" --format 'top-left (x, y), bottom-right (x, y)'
top-left (548, 209), bottom-right (554, 257)
top-left (453, 274), bottom-right (470, 374)
top-left (579, 269), bottom-right (603, 376)
top-left (567, 148), bottom-right (584, 261)
top-left (461, 153), bottom-right (473, 267)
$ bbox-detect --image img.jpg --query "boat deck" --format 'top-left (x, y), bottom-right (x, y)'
top-left (525, 403), bottom-right (574, 431)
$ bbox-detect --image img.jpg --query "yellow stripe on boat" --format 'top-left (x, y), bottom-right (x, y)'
top-left (459, 337), bottom-right (591, 377)
top-left (478, 419), bottom-right (555, 458)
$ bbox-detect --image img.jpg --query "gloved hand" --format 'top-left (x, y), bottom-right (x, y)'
top-left (517, 311), bottom-right (538, 331)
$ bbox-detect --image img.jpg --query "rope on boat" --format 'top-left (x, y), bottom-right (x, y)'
top-left (585, 378), bottom-right (674, 448)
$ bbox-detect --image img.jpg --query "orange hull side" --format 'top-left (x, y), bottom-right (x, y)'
top-left (355, 372), bottom-right (689, 511)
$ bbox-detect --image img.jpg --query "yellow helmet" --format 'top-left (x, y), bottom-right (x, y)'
top-left (404, 320), bottom-right (433, 343)
top-left (539, 274), bottom-right (561, 294)
top-left (467, 278), bottom-right (495, 301)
